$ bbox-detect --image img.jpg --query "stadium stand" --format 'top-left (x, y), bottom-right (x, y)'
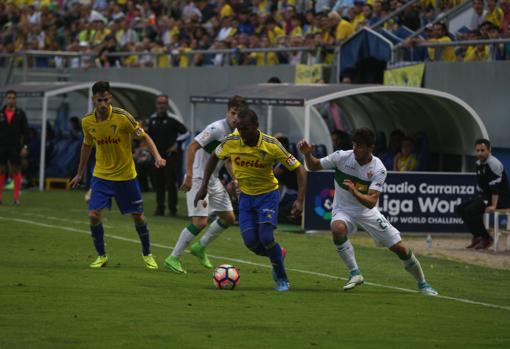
top-left (1, 0), bottom-right (507, 70)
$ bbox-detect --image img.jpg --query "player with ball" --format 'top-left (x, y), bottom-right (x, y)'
top-left (195, 108), bottom-right (307, 292)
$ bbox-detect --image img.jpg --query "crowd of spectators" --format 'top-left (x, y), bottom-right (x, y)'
top-left (404, 0), bottom-right (510, 61)
top-left (3, 0), bottom-right (502, 68)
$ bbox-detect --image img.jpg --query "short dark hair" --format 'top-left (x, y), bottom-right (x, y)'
top-left (267, 76), bottom-right (282, 83)
top-left (352, 128), bottom-right (376, 146)
top-left (237, 108), bottom-right (258, 125)
top-left (6, 90), bottom-right (16, 97)
top-left (475, 138), bottom-right (491, 150)
top-left (92, 81), bottom-right (111, 95)
top-left (227, 95), bottom-right (247, 110)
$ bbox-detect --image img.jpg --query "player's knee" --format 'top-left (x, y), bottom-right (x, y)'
top-left (195, 221), bottom-right (208, 230)
top-left (219, 212), bottom-right (236, 226)
top-left (132, 213), bottom-right (146, 224)
top-left (88, 211), bottom-right (101, 225)
top-left (331, 221), bottom-right (348, 236)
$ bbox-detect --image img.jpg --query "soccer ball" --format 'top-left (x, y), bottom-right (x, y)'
top-left (212, 264), bottom-right (240, 290)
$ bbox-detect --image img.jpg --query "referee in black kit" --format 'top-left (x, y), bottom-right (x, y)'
top-left (147, 94), bottom-right (188, 216)
top-left (0, 90), bottom-right (29, 205)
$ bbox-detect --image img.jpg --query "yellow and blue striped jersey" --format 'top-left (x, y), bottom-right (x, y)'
top-left (82, 105), bottom-right (145, 181)
top-left (215, 130), bottom-right (301, 195)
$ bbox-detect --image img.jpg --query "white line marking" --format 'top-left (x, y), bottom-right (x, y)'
top-left (3, 210), bottom-right (114, 228)
top-left (2, 215), bottom-right (510, 312)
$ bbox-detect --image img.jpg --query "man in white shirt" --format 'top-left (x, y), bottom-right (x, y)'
top-left (164, 96), bottom-right (247, 274)
top-left (298, 128), bottom-right (438, 296)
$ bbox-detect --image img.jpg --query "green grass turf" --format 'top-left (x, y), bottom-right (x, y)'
top-left (1, 191), bottom-right (510, 349)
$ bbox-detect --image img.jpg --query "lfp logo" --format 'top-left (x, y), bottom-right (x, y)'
top-left (314, 188), bottom-right (335, 220)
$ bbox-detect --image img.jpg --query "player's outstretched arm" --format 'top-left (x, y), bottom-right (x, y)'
top-left (70, 143), bottom-right (93, 188)
top-left (143, 133), bottom-right (166, 168)
top-left (194, 153), bottom-right (220, 207)
top-left (290, 164), bottom-right (307, 217)
top-left (297, 139), bottom-right (323, 171)
top-left (180, 140), bottom-right (201, 192)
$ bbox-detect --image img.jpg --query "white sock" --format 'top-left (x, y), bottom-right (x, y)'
top-left (401, 251), bottom-right (426, 284)
top-left (171, 226), bottom-right (199, 258)
top-left (335, 240), bottom-right (359, 273)
top-left (200, 219), bottom-right (228, 247)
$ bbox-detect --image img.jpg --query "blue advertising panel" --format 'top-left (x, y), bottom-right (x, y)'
top-left (304, 171), bottom-right (477, 233)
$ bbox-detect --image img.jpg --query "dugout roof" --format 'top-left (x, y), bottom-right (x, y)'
top-left (0, 81), bottom-right (183, 191)
top-left (191, 83), bottom-right (488, 169)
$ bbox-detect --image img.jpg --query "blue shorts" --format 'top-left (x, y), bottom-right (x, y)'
top-left (88, 176), bottom-right (144, 214)
top-left (239, 190), bottom-right (279, 232)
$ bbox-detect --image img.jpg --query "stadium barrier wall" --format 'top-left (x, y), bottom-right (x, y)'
top-left (304, 171), bottom-right (477, 233)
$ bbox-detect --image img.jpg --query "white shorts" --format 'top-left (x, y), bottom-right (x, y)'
top-left (331, 209), bottom-right (401, 248)
top-left (186, 177), bottom-right (233, 217)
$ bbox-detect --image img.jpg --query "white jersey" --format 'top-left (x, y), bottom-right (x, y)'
top-left (192, 118), bottom-right (232, 179)
top-left (320, 150), bottom-right (387, 213)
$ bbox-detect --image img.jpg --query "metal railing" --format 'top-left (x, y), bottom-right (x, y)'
top-left (1, 45), bottom-right (339, 82)
top-left (391, 38), bottom-right (510, 64)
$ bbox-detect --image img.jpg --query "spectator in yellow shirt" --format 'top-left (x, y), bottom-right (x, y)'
top-left (328, 10), bottom-right (354, 42)
top-left (405, 22), bottom-right (455, 61)
top-left (218, 0), bottom-right (234, 18)
top-left (485, 0), bottom-right (504, 28)
top-left (393, 137), bottom-right (418, 172)
top-left (266, 17), bottom-right (286, 44)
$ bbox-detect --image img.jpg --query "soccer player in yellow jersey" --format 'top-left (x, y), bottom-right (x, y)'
top-left (194, 108), bottom-right (307, 291)
top-left (70, 81), bottom-right (166, 270)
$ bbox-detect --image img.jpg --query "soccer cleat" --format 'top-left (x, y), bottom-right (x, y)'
top-left (272, 246), bottom-right (287, 282)
top-left (143, 254), bottom-right (158, 270)
top-left (190, 242), bottom-right (213, 269)
top-left (90, 255), bottom-right (108, 268)
top-left (164, 255), bottom-right (186, 274)
top-left (418, 282), bottom-right (439, 296)
top-left (275, 278), bottom-right (290, 292)
top-left (343, 272), bottom-right (364, 291)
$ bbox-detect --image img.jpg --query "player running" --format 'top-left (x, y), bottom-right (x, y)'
top-left (298, 128), bottom-right (438, 296)
top-left (70, 81), bottom-right (166, 269)
top-left (195, 108), bottom-right (307, 291)
top-left (164, 96), bottom-right (246, 273)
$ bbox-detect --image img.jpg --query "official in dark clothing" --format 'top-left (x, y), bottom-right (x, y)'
top-left (0, 90), bottom-right (29, 205)
top-left (457, 139), bottom-right (510, 249)
top-left (147, 95), bottom-right (188, 216)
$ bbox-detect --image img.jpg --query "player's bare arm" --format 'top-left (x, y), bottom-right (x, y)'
top-left (297, 139), bottom-right (323, 170)
top-left (290, 165), bottom-right (307, 217)
top-left (194, 153), bottom-right (220, 207)
top-left (70, 143), bottom-right (93, 188)
top-left (343, 179), bottom-right (380, 209)
top-left (143, 133), bottom-right (166, 168)
top-left (180, 140), bottom-right (202, 192)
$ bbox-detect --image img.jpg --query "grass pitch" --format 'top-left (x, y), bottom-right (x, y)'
top-left (1, 191), bottom-right (510, 349)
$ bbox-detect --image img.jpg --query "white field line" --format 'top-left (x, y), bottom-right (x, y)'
top-left (3, 210), bottom-right (114, 228)
top-left (1, 215), bottom-right (510, 312)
